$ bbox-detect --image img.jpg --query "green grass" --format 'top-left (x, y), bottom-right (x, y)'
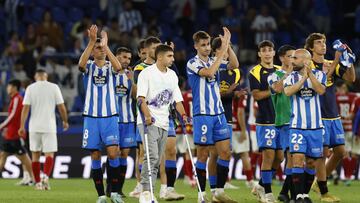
top-left (0, 179), bottom-right (360, 202)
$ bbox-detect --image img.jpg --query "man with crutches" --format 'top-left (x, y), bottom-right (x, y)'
top-left (136, 44), bottom-right (189, 203)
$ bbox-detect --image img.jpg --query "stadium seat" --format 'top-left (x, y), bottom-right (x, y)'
top-left (54, 0), bottom-right (70, 8)
top-left (68, 8), bottom-right (84, 22)
top-left (159, 10), bottom-right (175, 24)
top-left (31, 6), bottom-right (45, 23)
top-left (34, 0), bottom-right (54, 9)
top-left (52, 7), bottom-right (68, 23)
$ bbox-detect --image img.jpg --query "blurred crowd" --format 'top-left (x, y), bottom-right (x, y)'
top-left (1, 0), bottom-right (360, 111)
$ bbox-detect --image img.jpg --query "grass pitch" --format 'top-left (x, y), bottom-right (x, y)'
top-left (0, 179), bottom-right (359, 202)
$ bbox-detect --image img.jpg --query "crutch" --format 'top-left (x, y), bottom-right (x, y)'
top-left (138, 100), bottom-right (155, 203)
top-left (179, 116), bottom-right (205, 203)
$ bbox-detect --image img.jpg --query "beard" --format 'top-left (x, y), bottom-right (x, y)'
top-left (292, 63), bottom-right (303, 71)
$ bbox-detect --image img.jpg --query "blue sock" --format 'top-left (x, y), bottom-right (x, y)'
top-left (109, 158), bottom-right (120, 168)
top-left (165, 160), bottom-right (177, 168)
top-left (304, 168), bottom-right (315, 175)
top-left (209, 175), bottom-right (217, 189)
top-left (196, 161), bottom-right (207, 192)
top-left (285, 168), bottom-right (292, 176)
top-left (91, 160), bottom-right (102, 169)
top-left (195, 161), bottom-right (206, 170)
top-left (261, 170), bottom-right (273, 193)
top-left (119, 158), bottom-right (127, 166)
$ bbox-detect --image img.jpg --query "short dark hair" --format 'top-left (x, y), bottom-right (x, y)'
top-left (8, 79), bottom-right (21, 91)
top-left (335, 80), bottom-right (345, 88)
top-left (258, 40), bottom-right (274, 50)
top-left (137, 39), bottom-right (146, 52)
top-left (277, 45), bottom-right (296, 57)
top-left (35, 69), bottom-right (46, 74)
top-left (304, 33), bottom-right (326, 52)
top-left (193, 31), bottom-right (210, 44)
top-left (155, 44), bottom-right (173, 59)
top-left (211, 37), bottom-right (221, 53)
top-left (144, 36), bottom-right (161, 48)
top-left (116, 47), bottom-right (132, 56)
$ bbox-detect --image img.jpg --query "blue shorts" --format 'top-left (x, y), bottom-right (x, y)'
top-left (256, 125), bottom-right (281, 151)
top-left (136, 126), bottom-right (142, 145)
top-left (289, 128), bottom-right (323, 158)
top-left (228, 123), bottom-right (233, 150)
top-left (193, 114), bottom-right (230, 145)
top-left (323, 119), bottom-right (345, 147)
top-left (168, 119), bottom-right (176, 137)
top-left (82, 116), bottom-right (119, 150)
top-left (276, 125), bottom-right (290, 151)
top-left (119, 122), bottom-right (137, 148)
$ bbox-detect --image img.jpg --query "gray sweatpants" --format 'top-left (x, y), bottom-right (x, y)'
top-left (138, 124), bottom-right (168, 191)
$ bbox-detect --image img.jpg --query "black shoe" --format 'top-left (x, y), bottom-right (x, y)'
top-left (303, 197), bottom-right (312, 203)
top-left (334, 177), bottom-right (339, 185)
top-left (278, 193), bottom-right (290, 202)
top-left (289, 200), bottom-right (296, 203)
top-left (119, 191), bottom-right (126, 198)
top-left (295, 198), bottom-right (304, 203)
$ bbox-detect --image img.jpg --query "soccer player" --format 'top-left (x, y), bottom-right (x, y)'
top-left (132, 39), bottom-right (147, 68)
top-left (187, 28), bottom-right (238, 203)
top-left (267, 45), bottom-right (296, 202)
top-left (108, 47), bottom-right (135, 197)
top-left (304, 33), bottom-right (356, 202)
top-left (335, 81), bottom-right (358, 186)
top-left (137, 44), bottom-right (188, 203)
top-left (283, 48), bottom-right (327, 203)
top-left (18, 69), bottom-right (68, 191)
top-left (0, 79), bottom-right (34, 185)
top-left (249, 40), bottom-right (284, 203)
top-left (77, 25), bottom-right (123, 203)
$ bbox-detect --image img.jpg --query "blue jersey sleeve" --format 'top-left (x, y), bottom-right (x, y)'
top-left (186, 59), bottom-right (203, 75)
top-left (267, 72), bottom-right (280, 94)
top-left (314, 70), bottom-right (327, 86)
top-left (283, 73), bottom-right (294, 88)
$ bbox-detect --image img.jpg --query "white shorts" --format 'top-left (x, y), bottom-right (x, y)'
top-left (29, 132), bottom-right (58, 153)
top-left (232, 131), bottom-right (250, 153)
top-left (250, 130), bottom-right (259, 152)
top-left (345, 132), bottom-right (353, 152)
top-left (176, 133), bottom-right (195, 154)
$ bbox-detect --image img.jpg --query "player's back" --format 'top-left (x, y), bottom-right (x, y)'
top-left (336, 92), bottom-right (357, 132)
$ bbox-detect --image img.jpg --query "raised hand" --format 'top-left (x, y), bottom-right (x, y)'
top-left (100, 30), bottom-right (108, 47)
top-left (87, 25), bottom-right (98, 43)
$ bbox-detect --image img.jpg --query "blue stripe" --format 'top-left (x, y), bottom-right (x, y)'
top-left (209, 175), bottom-right (217, 186)
top-left (315, 95), bottom-right (319, 128)
top-left (196, 161), bottom-right (206, 170)
top-left (285, 168), bottom-right (292, 175)
top-left (119, 158), bottom-right (127, 166)
top-left (211, 84), bottom-right (218, 114)
top-left (97, 69), bottom-right (103, 117)
top-left (109, 158), bottom-right (120, 167)
top-left (126, 78), bottom-right (132, 122)
top-left (204, 83), bottom-right (210, 114)
top-left (165, 160), bottom-right (177, 168)
top-left (88, 63), bottom-right (95, 116)
top-left (261, 170), bottom-right (273, 184)
top-left (91, 160), bottom-right (101, 169)
top-left (305, 168), bottom-right (315, 175)
top-left (296, 95), bottom-right (302, 128)
top-left (217, 159), bottom-right (229, 167)
top-left (118, 75), bottom-right (124, 122)
top-left (292, 167), bottom-right (304, 174)
top-left (305, 99), bottom-right (311, 129)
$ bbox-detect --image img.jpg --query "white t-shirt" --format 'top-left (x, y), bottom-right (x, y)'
top-left (136, 64), bottom-right (183, 130)
top-left (23, 81), bottom-right (64, 133)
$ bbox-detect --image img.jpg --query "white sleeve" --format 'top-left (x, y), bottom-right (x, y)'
top-left (136, 70), bottom-right (148, 98)
top-left (173, 75), bottom-right (183, 103)
top-left (23, 87), bottom-right (31, 105)
top-left (55, 85), bottom-right (64, 104)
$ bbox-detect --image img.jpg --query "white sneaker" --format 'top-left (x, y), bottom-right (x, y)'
top-left (245, 180), bottom-right (256, 189)
top-left (35, 182), bottom-right (44, 190)
top-left (198, 192), bottom-right (211, 203)
top-left (251, 183), bottom-right (265, 202)
top-left (224, 182), bottom-right (239, 189)
top-left (110, 192), bottom-right (124, 203)
top-left (16, 172), bottom-right (32, 186)
top-left (159, 184), bottom-right (167, 199)
top-left (163, 188), bottom-right (185, 200)
top-left (42, 175), bottom-right (51, 190)
top-left (139, 191), bottom-right (158, 203)
top-left (264, 193), bottom-right (277, 203)
top-left (129, 182), bottom-right (142, 198)
top-left (96, 195), bottom-right (107, 203)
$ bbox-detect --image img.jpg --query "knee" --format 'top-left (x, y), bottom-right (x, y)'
top-left (120, 149), bottom-right (129, 158)
top-left (306, 158), bottom-right (316, 169)
top-left (166, 147), bottom-right (176, 159)
top-left (336, 147), bottom-right (347, 159)
top-left (218, 149), bottom-right (231, 160)
top-left (91, 151), bottom-right (102, 160)
top-left (197, 148), bottom-right (208, 163)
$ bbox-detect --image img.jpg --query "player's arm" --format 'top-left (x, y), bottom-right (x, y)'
top-left (237, 105), bottom-right (247, 143)
top-left (284, 74), bottom-right (308, 96)
top-left (342, 63), bottom-right (356, 82)
top-left (137, 96), bottom-right (152, 125)
top-left (227, 44), bottom-right (239, 70)
top-left (101, 31), bottom-right (122, 72)
top-left (57, 103), bottom-right (69, 131)
top-left (136, 71), bottom-right (152, 125)
top-left (251, 89), bottom-right (271, 101)
top-left (78, 25), bottom-right (97, 72)
top-left (18, 105), bottom-right (30, 138)
top-left (307, 67), bottom-right (326, 95)
top-left (198, 27), bottom-right (230, 78)
top-left (0, 97), bottom-right (20, 130)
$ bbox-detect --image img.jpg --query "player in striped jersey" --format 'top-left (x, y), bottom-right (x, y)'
top-left (105, 47), bottom-right (134, 197)
top-left (304, 33), bottom-right (356, 202)
top-left (249, 40), bottom-right (283, 203)
top-left (267, 45), bottom-right (296, 202)
top-left (78, 25), bottom-right (123, 203)
top-left (283, 49), bottom-right (327, 203)
top-left (187, 28), bottom-right (238, 203)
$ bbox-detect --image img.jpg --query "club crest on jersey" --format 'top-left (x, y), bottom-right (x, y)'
top-left (266, 139), bottom-right (272, 146)
top-left (115, 85), bottom-right (128, 97)
top-left (82, 140), bottom-right (88, 147)
top-left (293, 143), bottom-right (299, 151)
top-left (299, 88), bottom-right (314, 100)
top-left (93, 75), bottom-right (107, 86)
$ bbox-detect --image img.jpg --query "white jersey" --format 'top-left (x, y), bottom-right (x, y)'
top-left (136, 64), bottom-right (183, 130)
top-left (23, 81), bottom-right (64, 133)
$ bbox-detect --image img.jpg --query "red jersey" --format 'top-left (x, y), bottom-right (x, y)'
top-left (351, 96), bottom-right (360, 117)
top-left (232, 96), bottom-right (246, 132)
top-left (177, 90), bottom-right (193, 134)
top-left (0, 93), bottom-right (23, 140)
top-left (336, 92), bottom-right (357, 132)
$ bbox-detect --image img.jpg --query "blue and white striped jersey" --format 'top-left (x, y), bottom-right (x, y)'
top-left (115, 70), bottom-right (135, 123)
top-left (82, 60), bottom-right (118, 117)
top-left (186, 55), bottom-right (227, 116)
top-left (284, 69), bottom-right (327, 129)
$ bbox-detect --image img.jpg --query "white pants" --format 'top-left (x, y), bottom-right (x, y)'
top-left (29, 132), bottom-right (58, 153)
top-left (232, 131), bottom-right (250, 153)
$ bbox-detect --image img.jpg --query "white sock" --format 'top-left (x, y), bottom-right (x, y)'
top-left (296, 194), bottom-right (304, 199)
top-left (215, 188), bottom-right (224, 195)
top-left (23, 171), bottom-right (30, 179)
top-left (160, 184), bottom-right (167, 190)
top-left (167, 187), bottom-right (174, 191)
top-left (303, 194), bottom-right (309, 198)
